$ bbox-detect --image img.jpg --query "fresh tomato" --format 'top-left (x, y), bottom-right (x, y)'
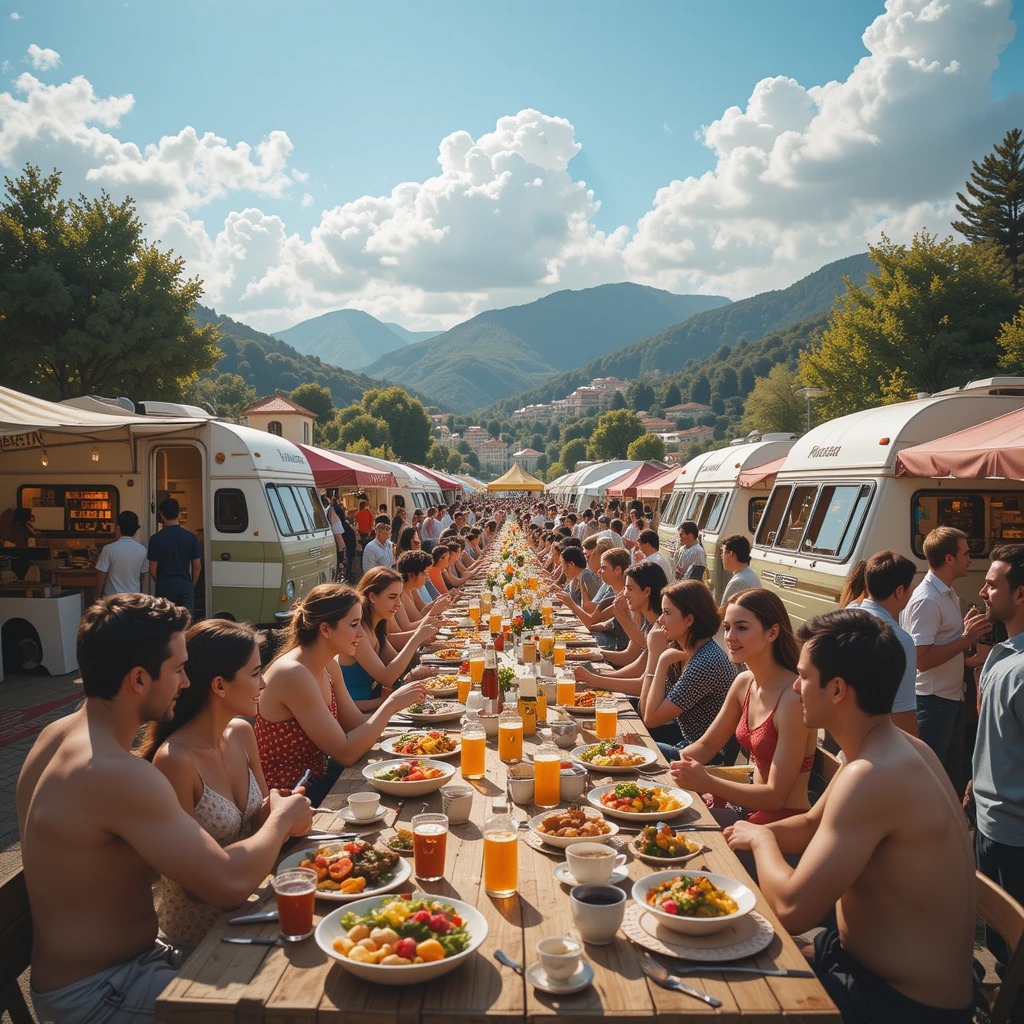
top-left (410, 909), bottom-right (431, 923)
top-left (428, 913), bottom-right (451, 934)
top-left (327, 858), bottom-right (353, 881)
top-left (662, 899), bottom-right (678, 915)
top-left (396, 937), bottom-right (417, 960)
top-left (406, 771), bottom-right (426, 782)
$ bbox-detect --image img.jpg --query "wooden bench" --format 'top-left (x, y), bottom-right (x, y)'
top-left (0, 868), bottom-right (33, 1024)
top-left (810, 741), bottom-right (842, 803)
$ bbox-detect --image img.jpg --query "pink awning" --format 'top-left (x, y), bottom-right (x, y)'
top-left (896, 408), bottom-right (1024, 480)
top-left (738, 455), bottom-right (788, 489)
top-left (606, 462), bottom-right (671, 498)
top-left (299, 445), bottom-right (397, 488)
top-left (635, 465), bottom-right (683, 499)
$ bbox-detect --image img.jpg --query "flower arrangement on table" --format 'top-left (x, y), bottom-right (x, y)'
top-left (510, 614), bottom-right (526, 636)
top-left (498, 666), bottom-right (517, 693)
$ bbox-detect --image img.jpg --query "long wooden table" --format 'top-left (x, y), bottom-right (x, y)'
top-left (157, 701), bottom-right (839, 1021)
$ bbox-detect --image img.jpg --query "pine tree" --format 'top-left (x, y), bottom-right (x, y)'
top-left (953, 128), bottom-right (1024, 291)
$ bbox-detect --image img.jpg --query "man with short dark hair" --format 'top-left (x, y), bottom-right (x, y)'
top-left (17, 595), bottom-right (312, 1024)
top-left (146, 498), bottom-right (202, 616)
top-left (560, 546), bottom-right (601, 606)
top-left (719, 534), bottom-right (760, 603)
top-left (726, 608), bottom-right (977, 1024)
top-left (637, 528), bottom-right (674, 583)
top-left (674, 520), bottom-right (706, 581)
top-left (95, 511), bottom-right (148, 597)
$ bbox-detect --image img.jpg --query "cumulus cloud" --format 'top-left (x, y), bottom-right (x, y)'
top-left (27, 44), bottom-right (59, 70)
top-left (10, 12), bottom-right (21, 19)
top-left (1, 1), bottom-right (1023, 333)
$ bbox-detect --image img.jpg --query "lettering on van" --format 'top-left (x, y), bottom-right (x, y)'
top-left (703, 459), bottom-right (726, 472)
top-left (809, 445), bottom-right (842, 459)
top-left (1, 430), bottom-right (44, 451)
top-left (276, 449), bottom-right (307, 465)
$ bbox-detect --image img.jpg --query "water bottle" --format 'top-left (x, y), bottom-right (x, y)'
top-left (533, 729), bottom-right (561, 808)
top-left (461, 710), bottom-right (486, 780)
top-left (483, 798), bottom-right (518, 897)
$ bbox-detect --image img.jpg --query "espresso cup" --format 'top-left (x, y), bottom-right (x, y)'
top-left (441, 784), bottom-right (474, 824)
top-left (565, 842), bottom-right (626, 884)
top-left (536, 935), bottom-right (583, 980)
top-left (347, 791), bottom-right (381, 821)
top-left (570, 883), bottom-right (626, 945)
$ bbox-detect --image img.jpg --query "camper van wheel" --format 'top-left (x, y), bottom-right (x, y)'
top-left (2, 619), bottom-right (43, 673)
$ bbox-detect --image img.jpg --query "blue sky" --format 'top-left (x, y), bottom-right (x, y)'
top-left (2, 0), bottom-right (1023, 333)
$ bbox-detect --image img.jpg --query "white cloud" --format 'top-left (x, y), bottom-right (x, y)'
top-left (27, 44), bottom-right (59, 71)
top-left (10, 12), bottom-right (21, 20)
top-left (0, 0), bottom-right (1022, 334)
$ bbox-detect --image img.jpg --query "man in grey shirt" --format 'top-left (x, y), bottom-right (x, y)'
top-left (718, 535), bottom-right (762, 604)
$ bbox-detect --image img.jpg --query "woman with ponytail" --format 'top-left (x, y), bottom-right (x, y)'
top-left (254, 583), bottom-right (426, 804)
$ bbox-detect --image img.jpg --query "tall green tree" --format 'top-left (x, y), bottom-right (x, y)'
top-left (0, 165), bottom-right (219, 399)
top-left (627, 433), bottom-right (667, 461)
top-left (361, 386), bottom-right (432, 462)
top-left (560, 437), bottom-right (589, 470)
top-left (953, 128), bottom-right (1024, 291)
top-left (290, 382), bottom-right (335, 425)
top-left (587, 409), bottom-right (644, 460)
top-left (337, 413), bottom-right (392, 451)
top-left (626, 380), bottom-right (655, 412)
top-left (690, 373), bottom-right (711, 405)
top-left (663, 382), bottom-right (682, 408)
top-left (739, 365), bottom-right (806, 435)
top-left (799, 232), bottom-right (1019, 418)
top-left (186, 373), bottom-right (256, 422)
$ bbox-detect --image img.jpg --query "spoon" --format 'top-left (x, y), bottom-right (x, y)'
top-left (494, 949), bottom-right (524, 974)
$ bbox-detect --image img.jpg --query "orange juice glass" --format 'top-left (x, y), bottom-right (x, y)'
top-left (541, 601), bottom-right (553, 626)
top-left (461, 734), bottom-right (486, 779)
top-left (467, 604), bottom-right (480, 624)
top-left (536, 689), bottom-right (547, 724)
top-left (557, 679), bottom-right (576, 707)
top-left (469, 651), bottom-right (485, 684)
top-left (553, 641), bottom-right (566, 667)
top-left (595, 697), bottom-right (617, 740)
top-left (483, 829), bottom-right (518, 897)
top-left (457, 674), bottom-right (472, 703)
top-left (534, 752), bottom-right (561, 808)
top-left (538, 633), bottom-right (555, 659)
top-left (489, 611), bottom-right (502, 637)
top-left (499, 720), bottom-right (523, 762)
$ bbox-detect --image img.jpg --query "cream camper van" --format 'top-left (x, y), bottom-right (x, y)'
top-left (657, 435), bottom-right (798, 598)
top-left (1, 390), bottom-right (335, 639)
top-left (749, 378), bottom-right (1024, 627)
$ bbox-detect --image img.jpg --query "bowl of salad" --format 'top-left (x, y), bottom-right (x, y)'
top-left (362, 758), bottom-right (456, 796)
top-left (631, 870), bottom-right (755, 935)
top-left (316, 892), bottom-right (488, 983)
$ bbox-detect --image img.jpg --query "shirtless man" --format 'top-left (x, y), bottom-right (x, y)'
top-left (725, 608), bottom-right (976, 1023)
top-left (17, 594), bottom-right (313, 1024)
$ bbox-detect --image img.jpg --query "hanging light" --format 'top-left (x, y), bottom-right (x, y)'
top-left (91, 447), bottom-right (100, 462)
top-left (40, 449), bottom-right (49, 467)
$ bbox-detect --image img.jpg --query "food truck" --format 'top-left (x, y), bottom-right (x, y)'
top-left (749, 378), bottom-right (1024, 627)
top-left (0, 387), bottom-right (335, 675)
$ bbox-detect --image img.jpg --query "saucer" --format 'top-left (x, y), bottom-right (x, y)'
top-left (553, 862), bottom-right (629, 887)
top-left (525, 959), bottom-right (594, 994)
top-left (338, 806), bottom-right (387, 825)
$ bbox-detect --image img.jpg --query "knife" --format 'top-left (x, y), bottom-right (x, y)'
top-left (228, 909), bottom-right (279, 925)
top-left (222, 936), bottom-right (282, 946)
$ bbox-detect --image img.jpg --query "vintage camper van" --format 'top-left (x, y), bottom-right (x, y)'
top-left (336, 452), bottom-right (446, 513)
top-left (657, 435), bottom-right (798, 598)
top-left (750, 379), bottom-right (1024, 627)
top-left (1, 392), bottom-right (335, 650)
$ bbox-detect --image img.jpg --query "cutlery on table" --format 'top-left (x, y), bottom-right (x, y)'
top-left (301, 832), bottom-right (360, 842)
top-left (639, 953), bottom-right (722, 1008)
top-left (222, 936), bottom-right (283, 946)
top-left (494, 950), bottom-right (524, 974)
top-left (228, 909), bottom-right (280, 925)
top-left (641, 951), bottom-right (813, 981)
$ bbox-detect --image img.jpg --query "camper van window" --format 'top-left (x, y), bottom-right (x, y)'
top-left (303, 487), bottom-right (329, 531)
top-left (701, 492), bottom-right (728, 533)
top-left (687, 491), bottom-right (707, 523)
top-left (775, 485), bottom-right (817, 550)
top-left (662, 492), bottom-right (684, 526)
top-left (911, 491), bottom-right (987, 558)
top-left (755, 485), bottom-right (792, 547)
top-left (749, 498), bottom-right (768, 534)
top-left (277, 486), bottom-right (307, 533)
top-left (214, 489), bottom-right (248, 534)
top-left (801, 483), bottom-right (873, 559)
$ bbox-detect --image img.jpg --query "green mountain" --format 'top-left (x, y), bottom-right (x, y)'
top-left (194, 305), bottom-right (387, 406)
top-left (362, 283), bottom-right (730, 412)
top-left (384, 322), bottom-right (441, 346)
top-left (481, 253), bottom-right (874, 416)
top-left (272, 309), bottom-right (421, 370)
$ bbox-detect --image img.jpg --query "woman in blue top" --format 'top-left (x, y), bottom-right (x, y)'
top-left (337, 567), bottom-right (438, 711)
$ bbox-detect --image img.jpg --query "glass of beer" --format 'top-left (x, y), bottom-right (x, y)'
top-left (272, 868), bottom-right (317, 941)
top-left (541, 597), bottom-right (554, 626)
top-left (467, 604), bottom-right (480, 625)
top-left (557, 678), bottom-right (576, 707)
top-left (489, 611), bottom-right (503, 638)
top-left (538, 630), bottom-right (555, 660)
top-left (469, 646), bottom-right (485, 684)
top-left (412, 813), bottom-right (449, 881)
top-left (595, 697), bottom-right (618, 740)
top-left (457, 673), bottom-right (472, 703)
top-left (553, 640), bottom-right (567, 667)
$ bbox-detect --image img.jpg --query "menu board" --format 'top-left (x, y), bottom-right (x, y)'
top-left (19, 485), bottom-right (119, 536)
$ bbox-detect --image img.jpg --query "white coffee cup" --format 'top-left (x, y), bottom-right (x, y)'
top-left (565, 842), bottom-right (626, 884)
top-left (441, 784), bottom-right (474, 823)
top-left (347, 792), bottom-right (381, 821)
top-left (536, 935), bottom-right (583, 980)
top-left (569, 883), bottom-right (626, 945)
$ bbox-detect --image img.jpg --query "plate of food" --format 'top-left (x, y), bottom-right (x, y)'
top-left (403, 701), bottom-right (465, 723)
top-left (631, 823), bottom-right (704, 865)
top-left (421, 675), bottom-right (459, 697)
top-left (565, 647), bottom-right (603, 661)
top-left (380, 731), bottom-right (461, 760)
top-left (630, 870), bottom-right (756, 936)
top-left (362, 758), bottom-right (455, 796)
top-left (385, 829), bottom-right (415, 855)
top-left (587, 782), bottom-right (693, 821)
top-left (316, 892), bottom-right (488, 984)
top-left (528, 805), bottom-right (620, 849)
top-left (571, 741), bottom-right (657, 773)
top-left (553, 630), bottom-right (594, 645)
top-left (422, 648), bottom-right (465, 665)
top-left (562, 690), bottom-right (610, 716)
top-left (280, 840), bottom-right (412, 902)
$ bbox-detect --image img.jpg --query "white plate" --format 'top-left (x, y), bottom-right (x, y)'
top-left (403, 704), bottom-right (465, 724)
top-left (552, 862), bottom-right (629, 887)
top-left (631, 839), bottom-right (705, 866)
top-left (570, 743), bottom-right (657, 774)
top-left (527, 810), bottom-right (620, 849)
top-left (525, 960), bottom-right (594, 994)
top-left (632, 869), bottom-right (756, 936)
top-left (279, 844), bottom-right (412, 902)
top-left (587, 783), bottom-right (693, 822)
top-left (521, 829), bottom-right (626, 855)
top-left (315, 892), bottom-right (488, 984)
top-left (621, 903), bottom-right (775, 962)
top-left (565, 648), bottom-right (602, 661)
top-left (336, 806), bottom-right (388, 825)
top-left (362, 758), bottom-right (456, 796)
top-left (380, 733), bottom-right (462, 760)
top-left (562, 704), bottom-right (597, 717)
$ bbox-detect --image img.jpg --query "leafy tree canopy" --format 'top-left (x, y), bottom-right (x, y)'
top-left (739, 366), bottom-right (806, 435)
top-left (362, 386), bottom-right (432, 462)
top-left (627, 433), bottom-right (667, 461)
top-left (290, 382), bottom-right (335, 424)
top-left (0, 165), bottom-right (220, 400)
top-left (560, 437), bottom-right (589, 470)
top-left (588, 409), bottom-right (644, 460)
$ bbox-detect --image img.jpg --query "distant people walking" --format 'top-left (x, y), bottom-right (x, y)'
top-left (147, 498), bottom-right (202, 617)
top-left (95, 510), bottom-right (149, 597)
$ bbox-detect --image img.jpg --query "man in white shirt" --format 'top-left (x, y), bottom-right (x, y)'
top-left (419, 507), bottom-right (444, 551)
top-left (673, 521), bottom-right (707, 581)
top-left (637, 529), bottom-right (675, 584)
top-left (361, 517), bottom-right (395, 572)
top-left (95, 511), bottom-right (149, 597)
top-left (901, 526), bottom-right (989, 793)
top-left (594, 515), bottom-right (625, 548)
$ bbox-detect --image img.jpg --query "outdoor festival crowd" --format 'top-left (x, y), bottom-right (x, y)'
top-left (14, 493), bottom-right (1024, 1024)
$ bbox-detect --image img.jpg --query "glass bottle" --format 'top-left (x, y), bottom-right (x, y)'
top-left (480, 641), bottom-right (500, 710)
top-left (517, 674), bottom-right (538, 735)
top-left (483, 799), bottom-right (518, 897)
top-left (533, 729), bottom-right (561, 808)
top-left (498, 706), bottom-right (523, 762)
top-left (461, 710), bottom-right (486, 780)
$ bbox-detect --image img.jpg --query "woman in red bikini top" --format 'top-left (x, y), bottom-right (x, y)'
top-left (670, 589), bottom-right (816, 825)
top-left (254, 584), bottom-right (426, 804)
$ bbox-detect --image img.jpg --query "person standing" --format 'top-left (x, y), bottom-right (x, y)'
top-left (95, 510), bottom-right (149, 597)
top-left (360, 516), bottom-right (395, 573)
top-left (901, 526), bottom-right (989, 793)
top-left (637, 529), bottom-right (675, 584)
top-left (719, 535), bottom-right (761, 603)
top-left (674, 521), bottom-right (707, 581)
top-left (147, 498), bottom-right (202, 617)
top-left (353, 499), bottom-right (374, 549)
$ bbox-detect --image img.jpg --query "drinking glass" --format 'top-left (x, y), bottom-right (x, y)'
top-left (484, 828), bottom-right (518, 897)
top-left (595, 697), bottom-right (618, 739)
top-left (541, 597), bottom-right (553, 626)
top-left (272, 868), bottom-right (317, 941)
top-left (521, 636), bottom-right (537, 664)
top-left (469, 647), bottom-right (485, 684)
top-left (457, 673), bottom-right (472, 703)
top-left (556, 678), bottom-right (576, 707)
top-left (412, 813), bottom-right (449, 882)
top-left (553, 641), bottom-right (567, 667)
